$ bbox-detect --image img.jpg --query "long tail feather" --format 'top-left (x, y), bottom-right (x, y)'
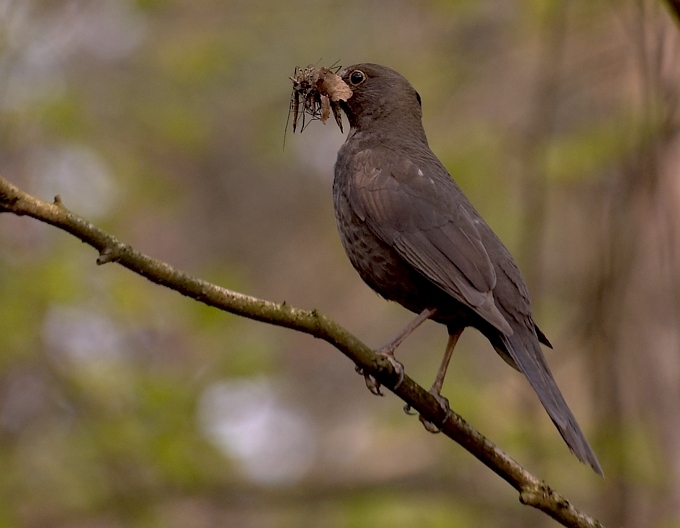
top-left (500, 329), bottom-right (603, 476)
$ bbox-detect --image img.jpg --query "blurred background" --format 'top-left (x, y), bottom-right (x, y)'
top-left (0, 0), bottom-right (679, 526)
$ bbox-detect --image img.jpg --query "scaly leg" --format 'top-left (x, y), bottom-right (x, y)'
top-left (360, 307), bottom-right (437, 395)
top-left (419, 328), bottom-right (463, 432)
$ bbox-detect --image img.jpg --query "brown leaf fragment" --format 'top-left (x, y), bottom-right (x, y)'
top-left (331, 101), bottom-right (344, 133)
top-left (315, 67), bottom-right (353, 102)
top-left (288, 64), bottom-right (351, 134)
top-left (320, 94), bottom-right (331, 124)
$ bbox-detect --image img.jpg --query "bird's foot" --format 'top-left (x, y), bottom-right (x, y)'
top-left (355, 365), bottom-right (383, 396)
top-left (355, 348), bottom-right (405, 396)
top-left (376, 349), bottom-right (405, 389)
top-left (418, 389), bottom-right (451, 434)
top-left (403, 403), bottom-right (417, 415)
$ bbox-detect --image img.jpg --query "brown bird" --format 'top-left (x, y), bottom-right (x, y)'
top-left (331, 63), bottom-right (603, 475)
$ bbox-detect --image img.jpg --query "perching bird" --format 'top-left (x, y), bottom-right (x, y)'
top-left (331, 63), bottom-right (603, 475)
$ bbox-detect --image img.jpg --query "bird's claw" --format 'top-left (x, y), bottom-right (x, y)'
top-left (355, 365), bottom-right (384, 396)
top-left (418, 389), bottom-right (451, 434)
top-left (355, 350), bottom-right (405, 396)
top-left (403, 403), bottom-right (416, 415)
top-left (378, 351), bottom-right (405, 389)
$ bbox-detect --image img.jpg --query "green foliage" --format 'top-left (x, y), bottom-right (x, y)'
top-left (343, 493), bottom-right (480, 527)
top-left (547, 114), bottom-right (640, 182)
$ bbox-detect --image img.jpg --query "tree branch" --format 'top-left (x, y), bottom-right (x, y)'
top-left (0, 175), bottom-right (604, 528)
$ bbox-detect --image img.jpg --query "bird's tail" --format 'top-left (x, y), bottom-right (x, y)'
top-left (499, 328), bottom-right (603, 476)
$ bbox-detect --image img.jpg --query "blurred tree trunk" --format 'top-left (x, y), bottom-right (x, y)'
top-left (516, 0), bottom-right (569, 488)
top-left (580, 1), bottom-right (680, 525)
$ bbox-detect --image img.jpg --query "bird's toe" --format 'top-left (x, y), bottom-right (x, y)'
top-left (418, 389), bottom-right (451, 433)
top-left (355, 365), bottom-right (383, 396)
top-left (377, 351), bottom-right (405, 388)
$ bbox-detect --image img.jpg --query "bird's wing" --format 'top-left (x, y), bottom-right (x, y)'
top-left (347, 148), bottom-right (512, 335)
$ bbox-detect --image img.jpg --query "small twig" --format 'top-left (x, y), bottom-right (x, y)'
top-left (0, 175), bottom-right (604, 528)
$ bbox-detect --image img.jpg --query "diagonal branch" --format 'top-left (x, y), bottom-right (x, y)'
top-left (0, 175), bottom-right (604, 528)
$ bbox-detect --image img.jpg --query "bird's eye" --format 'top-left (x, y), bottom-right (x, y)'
top-left (349, 70), bottom-right (366, 86)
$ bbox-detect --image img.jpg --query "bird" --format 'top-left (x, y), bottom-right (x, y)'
top-left (330, 63), bottom-right (603, 475)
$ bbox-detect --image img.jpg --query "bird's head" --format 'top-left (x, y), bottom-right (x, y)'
top-left (338, 63), bottom-right (424, 135)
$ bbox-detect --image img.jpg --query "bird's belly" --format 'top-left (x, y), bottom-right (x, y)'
top-left (341, 219), bottom-right (419, 302)
top-left (335, 202), bottom-right (448, 316)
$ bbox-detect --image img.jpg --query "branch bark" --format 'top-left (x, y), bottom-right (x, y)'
top-left (0, 175), bottom-right (604, 528)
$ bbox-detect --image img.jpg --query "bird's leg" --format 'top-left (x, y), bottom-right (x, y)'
top-left (418, 328), bottom-right (462, 433)
top-left (431, 328), bottom-right (461, 395)
top-left (376, 307), bottom-right (438, 356)
top-left (359, 307), bottom-right (437, 395)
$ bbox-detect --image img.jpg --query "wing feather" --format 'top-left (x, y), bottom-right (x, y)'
top-left (349, 148), bottom-right (512, 335)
